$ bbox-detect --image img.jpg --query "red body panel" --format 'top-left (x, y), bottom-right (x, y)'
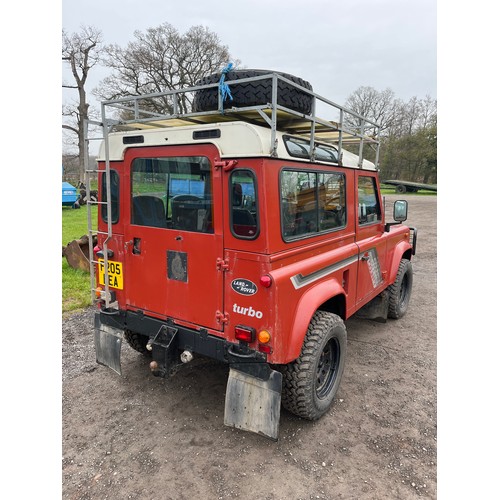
top-left (97, 150), bottom-right (411, 365)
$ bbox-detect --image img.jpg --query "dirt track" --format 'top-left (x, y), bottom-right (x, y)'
top-left (62, 194), bottom-right (436, 499)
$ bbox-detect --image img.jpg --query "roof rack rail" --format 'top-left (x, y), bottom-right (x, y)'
top-left (99, 72), bottom-right (381, 169)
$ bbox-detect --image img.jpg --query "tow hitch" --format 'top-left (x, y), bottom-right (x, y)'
top-left (224, 346), bottom-right (282, 441)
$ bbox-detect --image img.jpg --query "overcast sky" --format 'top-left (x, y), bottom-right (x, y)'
top-left (62, 0), bottom-right (437, 110)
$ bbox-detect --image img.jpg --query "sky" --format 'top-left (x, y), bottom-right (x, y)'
top-left (62, 0), bottom-right (437, 114)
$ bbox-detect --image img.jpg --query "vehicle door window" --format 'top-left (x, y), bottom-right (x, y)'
top-left (131, 156), bottom-right (213, 232)
top-left (358, 176), bottom-right (381, 225)
top-left (230, 170), bottom-right (259, 239)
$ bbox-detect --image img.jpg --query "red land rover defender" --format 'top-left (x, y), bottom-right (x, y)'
top-left (88, 70), bottom-right (416, 439)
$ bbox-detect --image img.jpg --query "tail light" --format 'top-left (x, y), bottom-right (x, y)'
top-left (95, 287), bottom-right (116, 303)
top-left (258, 330), bottom-right (272, 354)
top-left (235, 325), bottom-right (255, 343)
top-left (258, 344), bottom-right (273, 354)
top-left (258, 330), bottom-right (271, 344)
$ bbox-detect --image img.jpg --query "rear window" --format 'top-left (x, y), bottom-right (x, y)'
top-left (131, 156), bottom-right (213, 233)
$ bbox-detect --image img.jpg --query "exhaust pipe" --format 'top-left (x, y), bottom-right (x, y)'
top-left (180, 350), bottom-right (193, 363)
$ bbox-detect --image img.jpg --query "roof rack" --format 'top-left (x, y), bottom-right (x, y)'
top-left (98, 72), bottom-right (381, 169)
top-left (85, 73), bottom-right (381, 308)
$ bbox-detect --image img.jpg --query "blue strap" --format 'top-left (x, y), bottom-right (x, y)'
top-left (219, 62), bottom-right (234, 108)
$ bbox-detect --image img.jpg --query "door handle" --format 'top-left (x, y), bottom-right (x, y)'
top-left (125, 238), bottom-right (141, 254)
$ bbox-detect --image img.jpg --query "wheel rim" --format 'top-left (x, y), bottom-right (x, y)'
top-left (316, 338), bottom-right (341, 399)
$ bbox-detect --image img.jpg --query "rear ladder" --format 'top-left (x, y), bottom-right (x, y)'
top-left (83, 116), bottom-right (116, 310)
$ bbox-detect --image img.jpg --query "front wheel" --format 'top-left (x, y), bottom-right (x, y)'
top-left (388, 259), bottom-right (413, 319)
top-left (281, 311), bottom-right (347, 420)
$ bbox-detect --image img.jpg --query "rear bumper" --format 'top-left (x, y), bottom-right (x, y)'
top-left (96, 309), bottom-right (267, 375)
top-left (95, 308), bottom-right (282, 440)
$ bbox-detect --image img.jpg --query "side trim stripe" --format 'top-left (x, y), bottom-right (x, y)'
top-left (290, 255), bottom-right (358, 290)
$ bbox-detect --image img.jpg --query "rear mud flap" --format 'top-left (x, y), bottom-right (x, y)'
top-left (94, 314), bottom-right (123, 375)
top-left (224, 367), bottom-right (282, 441)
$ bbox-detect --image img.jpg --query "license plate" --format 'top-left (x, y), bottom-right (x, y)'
top-left (98, 259), bottom-right (123, 289)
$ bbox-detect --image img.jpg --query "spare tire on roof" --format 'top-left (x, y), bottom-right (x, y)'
top-left (192, 69), bottom-right (314, 115)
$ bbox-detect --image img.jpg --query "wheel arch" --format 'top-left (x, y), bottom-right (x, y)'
top-left (284, 279), bottom-right (346, 363)
top-left (389, 241), bottom-right (413, 284)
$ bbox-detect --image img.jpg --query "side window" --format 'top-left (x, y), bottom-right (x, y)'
top-left (281, 169), bottom-right (346, 240)
top-left (102, 170), bottom-right (119, 224)
top-left (131, 156), bottom-right (213, 233)
top-left (358, 176), bottom-right (381, 225)
top-left (318, 173), bottom-right (346, 230)
top-left (230, 170), bottom-right (259, 239)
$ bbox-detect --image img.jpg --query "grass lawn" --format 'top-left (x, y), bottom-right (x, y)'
top-left (62, 206), bottom-right (97, 314)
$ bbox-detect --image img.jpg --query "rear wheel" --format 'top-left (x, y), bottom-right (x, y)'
top-left (124, 330), bottom-right (151, 357)
top-left (388, 259), bottom-right (413, 319)
top-left (192, 69), bottom-right (314, 115)
top-left (281, 311), bottom-right (346, 420)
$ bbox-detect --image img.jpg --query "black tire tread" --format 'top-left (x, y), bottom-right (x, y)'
top-left (281, 311), bottom-right (346, 420)
top-left (192, 69), bottom-right (314, 115)
top-left (388, 258), bottom-right (413, 319)
top-left (124, 330), bottom-right (151, 357)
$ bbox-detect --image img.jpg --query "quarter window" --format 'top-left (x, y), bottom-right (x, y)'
top-left (281, 169), bottom-right (346, 240)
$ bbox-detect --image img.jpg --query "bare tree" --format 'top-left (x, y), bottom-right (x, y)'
top-left (94, 23), bottom-right (238, 116)
top-left (418, 95), bottom-right (437, 130)
top-left (62, 26), bottom-right (103, 184)
top-left (344, 87), bottom-right (437, 183)
top-left (344, 86), bottom-right (400, 136)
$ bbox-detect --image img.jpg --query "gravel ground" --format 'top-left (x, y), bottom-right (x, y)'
top-left (61, 194), bottom-right (436, 499)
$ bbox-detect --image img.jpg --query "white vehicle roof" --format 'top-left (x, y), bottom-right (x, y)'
top-left (98, 121), bottom-right (376, 171)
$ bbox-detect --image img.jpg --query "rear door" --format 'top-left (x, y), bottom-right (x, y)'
top-left (123, 145), bottom-right (224, 331)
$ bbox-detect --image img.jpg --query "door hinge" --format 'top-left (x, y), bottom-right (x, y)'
top-left (214, 159), bottom-right (238, 172)
top-left (216, 257), bottom-right (230, 271)
top-left (216, 310), bottom-right (229, 324)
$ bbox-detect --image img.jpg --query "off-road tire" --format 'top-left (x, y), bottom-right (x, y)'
top-left (192, 69), bottom-right (314, 115)
top-left (281, 311), bottom-right (347, 420)
top-left (124, 330), bottom-right (151, 357)
top-left (388, 258), bottom-right (413, 319)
